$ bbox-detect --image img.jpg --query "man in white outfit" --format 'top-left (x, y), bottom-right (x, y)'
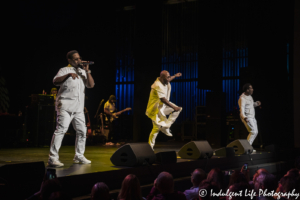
top-left (238, 83), bottom-right (261, 153)
top-left (48, 50), bottom-right (95, 167)
top-left (146, 70), bottom-right (182, 150)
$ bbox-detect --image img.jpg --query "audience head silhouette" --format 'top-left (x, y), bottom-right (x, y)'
top-left (118, 174), bottom-right (143, 200)
top-left (156, 171), bottom-right (174, 194)
top-left (91, 182), bottom-right (110, 200)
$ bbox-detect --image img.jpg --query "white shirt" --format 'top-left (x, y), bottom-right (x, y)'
top-left (104, 101), bottom-right (116, 122)
top-left (238, 92), bottom-right (259, 120)
top-left (184, 186), bottom-right (199, 200)
top-left (54, 66), bottom-right (88, 113)
top-left (146, 78), bottom-right (171, 126)
top-left (158, 84), bottom-right (169, 99)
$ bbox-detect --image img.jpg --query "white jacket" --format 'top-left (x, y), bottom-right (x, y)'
top-left (238, 93), bottom-right (259, 120)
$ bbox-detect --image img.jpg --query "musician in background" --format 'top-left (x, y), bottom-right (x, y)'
top-left (50, 88), bottom-right (57, 100)
top-left (104, 95), bottom-right (120, 146)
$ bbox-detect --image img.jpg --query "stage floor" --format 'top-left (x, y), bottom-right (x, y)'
top-left (0, 141), bottom-right (266, 178)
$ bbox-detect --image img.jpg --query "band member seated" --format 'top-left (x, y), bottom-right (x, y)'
top-left (103, 95), bottom-right (131, 146)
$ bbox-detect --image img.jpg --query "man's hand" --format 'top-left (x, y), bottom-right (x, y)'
top-left (82, 61), bottom-right (90, 71)
top-left (112, 113), bottom-right (118, 119)
top-left (69, 73), bottom-right (79, 79)
top-left (244, 117), bottom-right (249, 122)
top-left (256, 101), bottom-right (261, 106)
top-left (82, 61), bottom-right (95, 88)
top-left (174, 72), bottom-right (182, 77)
top-left (174, 106), bottom-right (182, 112)
top-left (240, 165), bottom-right (250, 182)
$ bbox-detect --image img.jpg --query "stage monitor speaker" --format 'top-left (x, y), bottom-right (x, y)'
top-left (214, 147), bottom-right (235, 157)
top-left (178, 141), bottom-right (213, 159)
top-left (155, 151), bottom-right (177, 164)
top-left (110, 143), bottom-right (156, 167)
top-left (226, 139), bottom-right (253, 155)
top-left (0, 161), bottom-right (45, 199)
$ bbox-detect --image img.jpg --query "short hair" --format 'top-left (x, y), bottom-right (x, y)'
top-left (109, 95), bottom-right (116, 101)
top-left (156, 172), bottom-right (174, 193)
top-left (91, 182), bottom-right (110, 200)
top-left (242, 83), bottom-right (252, 92)
top-left (192, 168), bottom-right (207, 186)
top-left (66, 50), bottom-right (78, 60)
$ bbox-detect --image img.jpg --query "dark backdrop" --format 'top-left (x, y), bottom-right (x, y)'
top-left (1, 0), bottom-right (298, 148)
top-left (3, 2), bottom-right (117, 117)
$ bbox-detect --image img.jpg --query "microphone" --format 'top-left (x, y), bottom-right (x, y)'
top-left (80, 61), bottom-right (94, 65)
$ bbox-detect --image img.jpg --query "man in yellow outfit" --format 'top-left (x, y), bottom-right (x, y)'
top-left (146, 70), bottom-right (182, 150)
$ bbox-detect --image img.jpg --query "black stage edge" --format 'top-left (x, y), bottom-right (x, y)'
top-left (60, 148), bottom-right (297, 199)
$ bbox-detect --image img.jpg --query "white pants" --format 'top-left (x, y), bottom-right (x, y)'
top-left (148, 104), bottom-right (182, 149)
top-left (49, 110), bottom-right (87, 161)
top-left (242, 118), bottom-right (258, 146)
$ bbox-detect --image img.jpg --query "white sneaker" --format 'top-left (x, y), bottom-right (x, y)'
top-left (47, 159), bottom-right (64, 167)
top-left (73, 156), bottom-right (91, 164)
top-left (160, 127), bottom-right (173, 137)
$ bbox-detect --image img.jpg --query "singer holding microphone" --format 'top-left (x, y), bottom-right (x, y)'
top-left (48, 50), bottom-right (95, 167)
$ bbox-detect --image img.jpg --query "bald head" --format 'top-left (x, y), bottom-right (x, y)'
top-left (160, 70), bottom-right (169, 77)
top-left (156, 172), bottom-right (174, 194)
top-left (191, 168), bottom-right (206, 186)
top-left (159, 70), bottom-right (170, 85)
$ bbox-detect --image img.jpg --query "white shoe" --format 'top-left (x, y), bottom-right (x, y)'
top-left (73, 156), bottom-right (91, 164)
top-left (48, 159), bottom-right (64, 167)
top-left (160, 127), bottom-right (173, 137)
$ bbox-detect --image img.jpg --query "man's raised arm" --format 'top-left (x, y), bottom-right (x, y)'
top-left (167, 72), bottom-right (182, 82)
